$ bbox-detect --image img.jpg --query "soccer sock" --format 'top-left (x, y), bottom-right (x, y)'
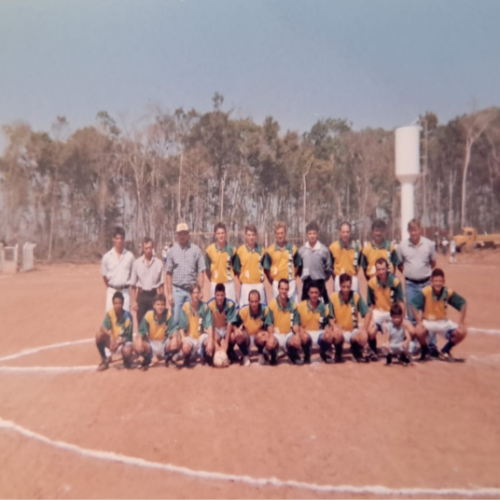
top-left (334, 342), bottom-right (344, 360)
top-left (441, 340), bottom-right (455, 354)
top-left (368, 337), bottom-right (377, 353)
top-left (420, 344), bottom-right (429, 358)
top-left (318, 338), bottom-right (330, 354)
top-left (302, 340), bottom-right (312, 358)
top-left (97, 342), bottom-right (107, 362)
top-left (351, 342), bottom-right (361, 359)
top-left (287, 345), bottom-right (300, 361)
top-left (237, 341), bottom-right (249, 357)
top-left (256, 344), bottom-right (265, 354)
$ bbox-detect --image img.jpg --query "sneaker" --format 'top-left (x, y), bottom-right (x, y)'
top-left (270, 351), bottom-right (278, 366)
top-left (288, 353), bottom-right (303, 365)
top-left (97, 360), bottom-right (109, 372)
top-left (399, 353), bottom-right (411, 366)
top-left (228, 349), bottom-right (240, 364)
top-left (123, 358), bottom-right (132, 369)
top-left (303, 353), bottom-right (311, 364)
top-left (429, 347), bottom-right (440, 359)
top-left (369, 350), bottom-right (379, 362)
top-left (320, 350), bottom-right (333, 363)
top-left (439, 351), bottom-right (463, 363)
top-left (140, 358), bottom-right (150, 371)
top-left (242, 355), bottom-right (251, 367)
top-left (258, 353), bottom-right (269, 366)
top-left (385, 354), bottom-right (393, 366)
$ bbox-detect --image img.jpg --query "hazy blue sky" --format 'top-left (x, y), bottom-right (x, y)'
top-left (1, 0), bottom-right (499, 139)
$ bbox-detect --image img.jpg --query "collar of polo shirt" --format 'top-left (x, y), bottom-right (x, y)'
top-left (339, 291), bottom-right (353, 305)
top-left (340, 240), bottom-right (354, 250)
top-left (274, 242), bottom-right (293, 252)
top-left (189, 301), bottom-right (205, 315)
top-left (245, 243), bottom-right (262, 253)
top-left (215, 243), bottom-right (231, 253)
top-left (277, 298), bottom-right (293, 312)
top-left (371, 240), bottom-right (390, 250)
top-left (249, 304), bottom-right (262, 318)
top-left (305, 241), bottom-right (322, 250)
top-left (376, 273), bottom-right (395, 288)
top-left (307, 300), bottom-right (322, 312)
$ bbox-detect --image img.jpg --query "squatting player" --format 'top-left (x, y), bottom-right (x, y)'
top-left (95, 291), bottom-right (134, 371)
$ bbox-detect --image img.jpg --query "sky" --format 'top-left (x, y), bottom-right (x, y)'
top-left (1, 0), bottom-right (499, 144)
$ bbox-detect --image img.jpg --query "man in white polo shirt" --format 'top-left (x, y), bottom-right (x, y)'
top-left (101, 226), bottom-right (135, 312)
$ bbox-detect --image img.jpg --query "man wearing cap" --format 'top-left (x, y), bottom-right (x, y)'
top-left (101, 226), bottom-right (135, 312)
top-left (165, 223), bottom-right (206, 323)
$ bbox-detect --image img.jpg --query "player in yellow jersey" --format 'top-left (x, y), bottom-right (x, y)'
top-left (264, 279), bottom-right (303, 364)
top-left (234, 224), bottom-right (267, 306)
top-left (207, 283), bottom-right (239, 363)
top-left (296, 281), bottom-right (339, 364)
top-left (360, 219), bottom-right (400, 280)
top-left (231, 289), bottom-right (269, 366)
top-left (329, 221), bottom-right (361, 292)
top-left (138, 294), bottom-right (180, 370)
top-left (411, 268), bottom-right (467, 362)
top-left (329, 274), bottom-right (372, 362)
top-left (96, 291), bottom-right (134, 371)
top-left (205, 222), bottom-right (238, 302)
top-left (264, 221), bottom-right (302, 304)
top-left (177, 284), bottom-right (215, 366)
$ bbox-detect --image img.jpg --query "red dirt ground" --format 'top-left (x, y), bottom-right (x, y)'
top-left (0, 252), bottom-right (499, 499)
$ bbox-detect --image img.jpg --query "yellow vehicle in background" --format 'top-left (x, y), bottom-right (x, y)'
top-left (453, 227), bottom-right (500, 252)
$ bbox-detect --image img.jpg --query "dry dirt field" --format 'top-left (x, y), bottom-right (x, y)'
top-left (0, 252), bottom-right (499, 499)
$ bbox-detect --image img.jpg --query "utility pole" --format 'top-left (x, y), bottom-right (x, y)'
top-left (420, 118), bottom-right (428, 233)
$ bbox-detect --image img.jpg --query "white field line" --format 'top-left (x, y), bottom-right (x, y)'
top-left (469, 328), bottom-right (500, 335)
top-left (0, 365), bottom-right (95, 373)
top-left (0, 416), bottom-right (499, 498)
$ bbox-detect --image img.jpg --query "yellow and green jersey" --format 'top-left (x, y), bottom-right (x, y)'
top-left (207, 298), bottom-right (238, 329)
top-left (367, 273), bottom-right (404, 311)
top-left (139, 309), bottom-right (176, 341)
top-left (412, 286), bottom-right (466, 321)
top-left (264, 243), bottom-right (302, 281)
top-left (265, 298), bottom-right (300, 334)
top-left (329, 240), bottom-right (361, 276)
top-left (205, 243), bottom-right (237, 283)
top-left (329, 291), bottom-right (369, 331)
top-left (296, 300), bottom-right (332, 331)
top-left (178, 302), bottom-right (214, 339)
top-left (234, 304), bottom-right (269, 336)
top-left (102, 309), bottom-right (133, 342)
top-left (234, 244), bottom-right (265, 283)
top-left (360, 240), bottom-right (400, 278)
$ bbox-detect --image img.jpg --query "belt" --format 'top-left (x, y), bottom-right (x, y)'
top-left (138, 289), bottom-right (157, 295)
top-left (173, 284), bottom-right (193, 292)
top-left (109, 285), bottom-right (129, 291)
top-left (405, 277), bottom-right (430, 285)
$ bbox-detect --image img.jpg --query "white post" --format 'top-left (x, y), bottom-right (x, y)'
top-left (395, 126), bottom-right (420, 240)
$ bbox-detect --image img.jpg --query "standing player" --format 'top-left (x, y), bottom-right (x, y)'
top-left (130, 237), bottom-right (165, 328)
top-left (234, 224), bottom-right (267, 306)
top-left (177, 284), bottom-right (214, 365)
top-left (449, 239), bottom-right (457, 264)
top-left (411, 268), bottom-right (467, 362)
top-left (329, 274), bottom-right (371, 362)
top-left (95, 291), bottom-right (134, 371)
top-left (101, 226), bottom-right (135, 312)
top-left (231, 290), bottom-right (269, 366)
top-left (138, 294), bottom-right (180, 370)
top-left (264, 279), bottom-right (303, 364)
top-left (296, 281), bottom-right (339, 363)
top-left (298, 221), bottom-right (332, 303)
top-left (264, 221), bottom-right (302, 303)
top-left (329, 221), bottom-right (362, 292)
top-left (360, 219), bottom-right (400, 280)
top-left (207, 283), bottom-right (239, 363)
top-left (205, 222), bottom-right (238, 302)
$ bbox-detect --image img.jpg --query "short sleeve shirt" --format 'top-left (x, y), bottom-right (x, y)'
top-left (265, 298), bottom-right (300, 334)
top-left (139, 309), bottom-right (176, 341)
top-left (101, 248), bottom-right (135, 287)
top-left (207, 298), bottom-right (238, 329)
top-left (397, 237), bottom-right (436, 281)
top-left (102, 309), bottom-right (133, 342)
top-left (264, 243), bottom-right (302, 281)
top-left (178, 302), bottom-right (213, 339)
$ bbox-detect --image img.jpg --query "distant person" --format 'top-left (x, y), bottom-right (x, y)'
top-left (234, 224), bottom-right (267, 306)
top-left (101, 226), bottom-right (135, 312)
top-left (130, 237), bottom-right (164, 327)
top-left (450, 239), bottom-right (457, 264)
top-left (298, 221), bottom-right (332, 303)
top-left (329, 221), bottom-right (361, 292)
top-left (441, 237), bottom-right (449, 256)
top-left (360, 219), bottom-right (400, 280)
top-left (165, 223), bottom-right (206, 324)
top-left (205, 222), bottom-right (238, 302)
top-left (264, 221), bottom-right (302, 303)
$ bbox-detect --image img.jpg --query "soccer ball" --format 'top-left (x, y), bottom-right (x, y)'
top-left (213, 350), bottom-right (230, 368)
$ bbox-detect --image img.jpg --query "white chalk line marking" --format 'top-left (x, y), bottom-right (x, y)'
top-left (0, 417), bottom-right (498, 498)
top-left (0, 365), bottom-right (95, 373)
top-left (469, 328), bottom-right (500, 335)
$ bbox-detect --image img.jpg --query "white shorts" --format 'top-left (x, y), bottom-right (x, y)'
top-left (104, 341), bottom-right (133, 360)
top-left (210, 281), bottom-right (236, 302)
top-left (343, 330), bottom-right (359, 344)
top-left (423, 319), bottom-right (458, 336)
top-left (214, 327), bottom-right (227, 340)
top-left (273, 332), bottom-right (294, 352)
top-left (183, 333), bottom-right (208, 358)
top-left (272, 280), bottom-right (298, 304)
top-left (306, 330), bottom-right (324, 347)
top-left (149, 339), bottom-right (167, 360)
top-left (106, 287), bottom-right (130, 312)
top-left (373, 309), bottom-right (391, 328)
top-left (239, 282), bottom-right (267, 306)
top-left (334, 275), bottom-right (360, 292)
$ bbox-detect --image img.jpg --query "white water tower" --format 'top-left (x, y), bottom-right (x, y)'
top-left (395, 126), bottom-right (420, 240)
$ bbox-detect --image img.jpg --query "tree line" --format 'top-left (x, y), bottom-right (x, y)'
top-left (1, 92), bottom-right (499, 261)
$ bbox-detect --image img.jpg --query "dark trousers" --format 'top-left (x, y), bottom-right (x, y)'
top-left (301, 278), bottom-right (329, 303)
top-left (137, 289), bottom-right (157, 327)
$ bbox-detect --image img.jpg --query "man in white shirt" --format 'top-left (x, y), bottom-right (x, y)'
top-left (101, 227), bottom-right (135, 312)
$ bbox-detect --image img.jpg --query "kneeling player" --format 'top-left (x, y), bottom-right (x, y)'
top-left (207, 283), bottom-right (238, 363)
top-left (96, 291), bottom-right (134, 371)
top-left (381, 304), bottom-right (412, 366)
top-left (329, 274), bottom-right (371, 362)
top-left (296, 281), bottom-right (338, 363)
top-left (264, 279), bottom-right (302, 364)
top-left (231, 289), bottom-right (270, 366)
top-left (411, 268), bottom-right (467, 362)
top-left (177, 284), bottom-right (214, 365)
top-left (138, 294), bottom-right (180, 370)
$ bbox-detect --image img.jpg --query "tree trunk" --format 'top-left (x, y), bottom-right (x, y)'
top-left (460, 137), bottom-right (473, 228)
